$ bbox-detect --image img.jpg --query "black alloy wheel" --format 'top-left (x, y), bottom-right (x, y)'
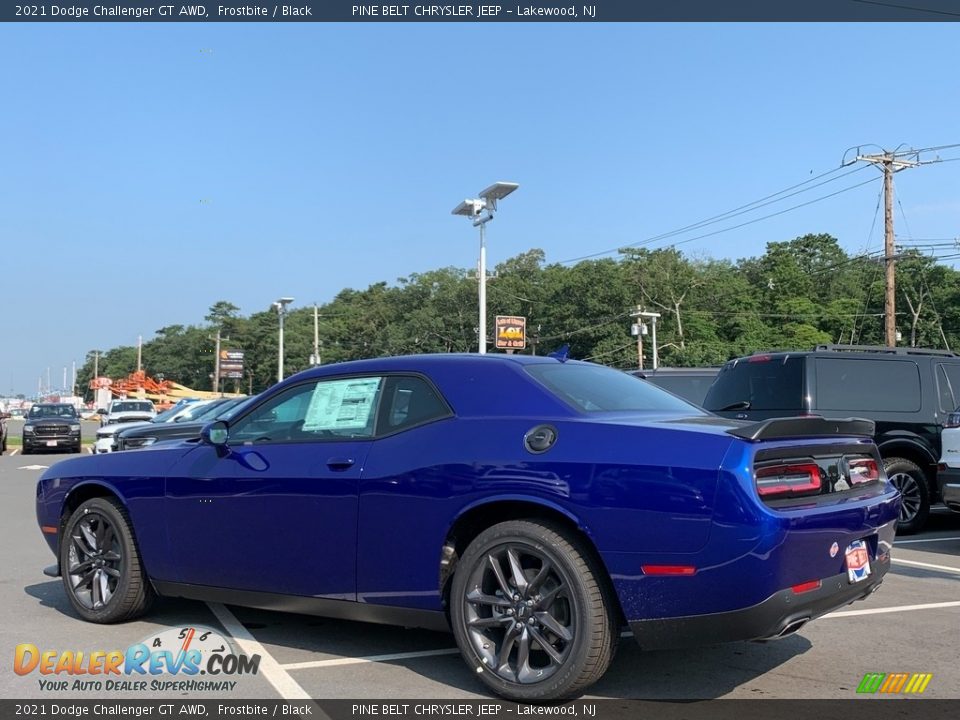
top-left (60, 497), bottom-right (153, 623)
top-left (451, 520), bottom-right (616, 701)
top-left (883, 457), bottom-right (929, 535)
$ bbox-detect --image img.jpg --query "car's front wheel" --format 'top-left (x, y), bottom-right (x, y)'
top-left (60, 497), bottom-right (153, 623)
top-left (450, 520), bottom-right (617, 701)
top-left (884, 457), bottom-right (929, 535)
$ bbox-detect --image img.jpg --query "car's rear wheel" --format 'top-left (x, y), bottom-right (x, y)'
top-left (60, 497), bottom-right (153, 623)
top-left (450, 520), bottom-right (616, 701)
top-left (884, 457), bottom-right (929, 535)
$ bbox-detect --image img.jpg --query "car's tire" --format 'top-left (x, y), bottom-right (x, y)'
top-left (60, 497), bottom-right (154, 623)
top-left (450, 519), bottom-right (617, 701)
top-left (21, 445), bottom-right (30, 455)
top-left (884, 457), bottom-right (929, 535)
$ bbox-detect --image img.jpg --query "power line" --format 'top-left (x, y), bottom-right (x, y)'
top-left (621, 175), bottom-right (881, 256)
top-left (555, 163), bottom-right (871, 265)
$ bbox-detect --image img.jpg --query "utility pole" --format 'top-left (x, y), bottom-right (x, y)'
top-left (136, 335), bottom-right (143, 372)
top-left (311, 304), bottom-right (321, 366)
top-left (212, 328), bottom-right (222, 394)
top-left (853, 149), bottom-right (921, 346)
top-left (631, 307), bottom-right (661, 370)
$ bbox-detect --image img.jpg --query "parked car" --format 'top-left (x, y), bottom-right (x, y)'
top-left (0, 411), bottom-right (9, 454)
top-left (938, 408), bottom-right (960, 514)
top-left (703, 344), bottom-right (960, 533)
top-left (115, 396), bottom-right (249, 450)
top-left (22, 403), bottom-right (82, 454)
top-left (100, 399), bottom-right (156, 427)
top-left (36, 354), bottom-right (898, 701)
top-left (94, 398), bottom-right (218, 454)
top-left (632, 367), bottom-right (720, 406)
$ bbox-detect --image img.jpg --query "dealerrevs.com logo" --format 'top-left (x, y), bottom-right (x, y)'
top-left (857, 672), bottom-right (933, 695)
top-left (14, 626), bottom-right (260, 692)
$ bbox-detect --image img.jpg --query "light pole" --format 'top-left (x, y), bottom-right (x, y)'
top-left (273, 297), bottom-right (294, 382)
top-left (452, 182), bottom-right (519, 354)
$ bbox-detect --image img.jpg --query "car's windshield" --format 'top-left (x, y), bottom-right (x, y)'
top-left (526, 363), bottom-right (704, 414)
top-left (153, 405), bottom-right (185, 423)
top-left (29, 405), bottom-right (78, 419)
top-left (702, 357), bottom-right (804, 412)
top-left (194, 397), bottom-right (247, 421)
top-left (177, 400), bottom-right (220, 423)
top-left (113, 402), bottom-right (154, 413)
top-left (219, 396), bottom-right (258, 421)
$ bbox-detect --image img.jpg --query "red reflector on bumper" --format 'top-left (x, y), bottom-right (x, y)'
top-left (642, 565), bottom-right (696, 576)
top-left (791, 580), bottom-right (822, 594)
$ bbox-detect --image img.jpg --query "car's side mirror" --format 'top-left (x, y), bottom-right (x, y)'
top-left (201, 421), bottom-right (230, 456)
top-left (96, 409), bottom-right (107, 415)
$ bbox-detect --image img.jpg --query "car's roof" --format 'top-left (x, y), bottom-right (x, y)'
top-left (295, 353), bottom-right (573, 376)
top-left (274, 354), bottom-right (593, 419)
top-left (729, 347), bottom-right (960, 363)
top-left (634, 367), bottom-right (720, 377)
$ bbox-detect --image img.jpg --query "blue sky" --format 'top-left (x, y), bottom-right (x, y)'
top-left (2, 23), bottom-right (959, 396)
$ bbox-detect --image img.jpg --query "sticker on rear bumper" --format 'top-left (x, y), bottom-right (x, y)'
top-left (846, 539), bottom-right (871, 583)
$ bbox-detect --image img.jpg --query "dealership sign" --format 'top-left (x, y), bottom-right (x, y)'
top-left (495, 315), bottom-right (526, 350)
top-left (218, 349), bottom-right (245, 379)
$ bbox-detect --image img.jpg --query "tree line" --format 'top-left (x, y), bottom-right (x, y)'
top-left (75, 233), bottom-right (960, 398)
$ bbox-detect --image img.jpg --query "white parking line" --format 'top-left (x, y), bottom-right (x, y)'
top-left (282, 647), bottom-right (460, 671)
top-left (207, 602), bottom-right (312, 700)
top-left (823, 600), bottom-right (960, 618)
top-left (895, 536), bottom-right (960, 545)
top-left (892, 558), bottom-right (960, 574)
top-left (9, 449), bottom-right (18, 456)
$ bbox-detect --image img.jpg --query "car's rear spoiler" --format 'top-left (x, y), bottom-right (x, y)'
top-left (727, 416), bottom-right (875, 442)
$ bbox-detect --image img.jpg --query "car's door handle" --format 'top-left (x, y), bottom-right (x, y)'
top-left (326, 457), bottom-right (355, 470)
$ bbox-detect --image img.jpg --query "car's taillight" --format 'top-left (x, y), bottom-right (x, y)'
top-left (944, 412), bottom-right (960, 428)
top-left (755, 463), bottom-right (822, 497)
top-left (846, 457), bottom-right (880, 485)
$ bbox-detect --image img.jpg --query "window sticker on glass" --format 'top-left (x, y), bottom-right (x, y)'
top-left (302, 378), bottom-right (380, 432)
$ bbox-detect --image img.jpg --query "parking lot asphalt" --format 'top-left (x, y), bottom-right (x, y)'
top-left (2, 451), bottom-right (959, 701)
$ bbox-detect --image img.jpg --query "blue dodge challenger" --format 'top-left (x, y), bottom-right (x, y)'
top-left (36, 354), bottom-right (899, 700)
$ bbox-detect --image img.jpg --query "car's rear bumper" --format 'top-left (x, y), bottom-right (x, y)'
top-left (629, 552), bottom-right (889, 650)
top-left (940, 466), bottom-right (960, 512)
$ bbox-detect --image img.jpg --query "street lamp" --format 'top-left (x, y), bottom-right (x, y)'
top-left (452, 181), bottom-right (519, 354)
top-left (273, 296), bottom-right (294, 382)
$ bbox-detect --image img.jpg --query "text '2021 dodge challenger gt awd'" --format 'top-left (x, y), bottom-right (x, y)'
top-left (36, 354), bottom-right (899, 700)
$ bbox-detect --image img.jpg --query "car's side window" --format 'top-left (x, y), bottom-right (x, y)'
top-left (375, 376), bottom-right (450, 435)
top-left (230, 377), bottom-right (383, 444)
top-left (938, 363), bottom-right (960, 413)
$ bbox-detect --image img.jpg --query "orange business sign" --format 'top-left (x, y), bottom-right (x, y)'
top-left (495, 315), bottom-right (526, 350)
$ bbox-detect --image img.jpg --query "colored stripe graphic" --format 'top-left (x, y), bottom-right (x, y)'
top-left (858, 673), bottom-right (932, 694)
top-left (857, 673), bottom-right (885, 693)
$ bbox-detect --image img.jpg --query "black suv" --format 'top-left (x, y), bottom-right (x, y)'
top-left (22, 403), bottom-right (82, 454)
top-left (703, 344), bottom-right (960, 533)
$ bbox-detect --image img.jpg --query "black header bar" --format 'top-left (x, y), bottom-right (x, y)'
top-left (4, 0), bottom-right (960, 23)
